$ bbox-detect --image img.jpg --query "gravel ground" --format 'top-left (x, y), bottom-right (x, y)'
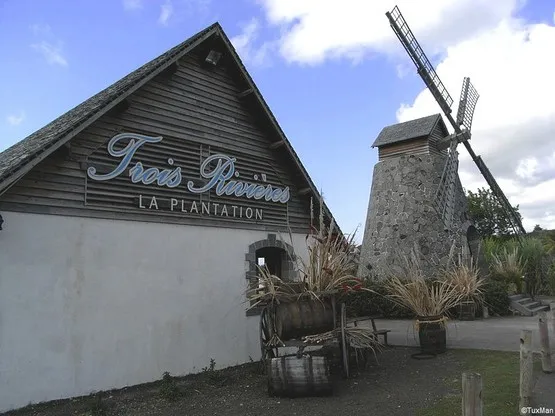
top-left (3, 347), bottom-right (463, 416)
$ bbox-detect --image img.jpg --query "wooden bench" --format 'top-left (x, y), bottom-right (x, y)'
top-left (347, 315), bottom-right (391, 346)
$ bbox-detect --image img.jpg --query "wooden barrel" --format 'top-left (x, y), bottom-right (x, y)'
top-left (274, 299), bottom-right (334, 341)
top-left (267, 355), bottom-right (333, 397)
top-left (417, 315), bottom-right (447, 354)
top-left (458, 301), bottom-right (476, 321)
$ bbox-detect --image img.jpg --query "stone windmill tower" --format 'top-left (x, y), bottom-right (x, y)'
top-left (358, 6), bottom-right (525, 278)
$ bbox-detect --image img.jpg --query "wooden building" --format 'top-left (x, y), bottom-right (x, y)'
top-left (0, 23), bottom-right (339, 411)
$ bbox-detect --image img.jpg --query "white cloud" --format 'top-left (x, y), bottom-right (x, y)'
top-left (158, 1), bottom-right (174, 25)
top-left (516, 157), bottom-right (539, 180)
top-left (123, 0), bottom-right (143, 11)
top-left (395, 63), bottom-right (411, 79)
top-left (30, 24), bottom-right (68, 67)
top-left (30, 24), bottom-right (51, 36)
top-left (6, 112), bottom-right (25, 126)
top-left (230, 18), bottom-right (274, 67)
top-left (31, 41), bottom-right (68, 67)
top-left (257, 0), bottom-right (521, 65)
top-left (254, 0), bottom-right (555, 230)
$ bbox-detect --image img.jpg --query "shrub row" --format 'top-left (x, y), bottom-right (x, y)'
top-left (343, 279), bottom-right (413, 319)
top-left (479, 279), bottom-right (511, 317)
top-left (343, 278), bottom-right (511, 319)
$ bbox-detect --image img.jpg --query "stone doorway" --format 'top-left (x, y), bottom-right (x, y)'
top-left (245, 233), bottom-right (297, 315)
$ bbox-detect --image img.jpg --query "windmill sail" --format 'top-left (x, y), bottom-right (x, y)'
top-left (474, 156), bottom-right (525, 235)
top-left (456, 77), bottom-right (479, 131)
top-left (386, 5), bottom-right (526, 236)
top-left (434, 140), bottom-right (459, 230)
top-left (386, 6), bottom-right (453, 117)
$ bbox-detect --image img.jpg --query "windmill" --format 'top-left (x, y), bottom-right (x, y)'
top-left (385, 5), bottom-right (526, 236)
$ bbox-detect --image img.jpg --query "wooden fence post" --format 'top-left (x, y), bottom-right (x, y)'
top-left (551, 303), bottom-right (555, 345)
top-left (519, 329), bottom-right (533, 409)
top-left (462, 372), bottom-right (483, 416)
top-left (538, 311), bottom-right (553, 373)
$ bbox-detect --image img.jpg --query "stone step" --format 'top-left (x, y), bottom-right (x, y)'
top-left (516, 297), bottom-right (532, 304)
top-left (521, 300), bottom-right (540, 308)
top-left (509, 294), bottom-right (549, 316)
top-left (529, 305), bottom-right (550, 314)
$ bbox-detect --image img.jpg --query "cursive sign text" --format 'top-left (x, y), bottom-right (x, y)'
top-left (187, 154), bottom-right (290, 203)
top-left (87, 133), bottom-right (291, 204)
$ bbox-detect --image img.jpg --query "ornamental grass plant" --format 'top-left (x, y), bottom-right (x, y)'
top-left (246, 195), bottom-right (362, 309)
top-left (489, 247), bottom-right (525, 293)
top-left (442, 244), bottom-right (485, 304)
top-left (381, 242), bottom-right (484, 326)
top-left (382, 248), bottom-right (466, 320)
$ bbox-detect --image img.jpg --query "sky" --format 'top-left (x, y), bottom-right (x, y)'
top-left (1, 0), bottom-right (554, 241)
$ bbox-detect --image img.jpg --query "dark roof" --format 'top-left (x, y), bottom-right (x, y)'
top-left (371, 114), bottom-right (445, 148)
top-left (0, 22), bottom-right (341, 234)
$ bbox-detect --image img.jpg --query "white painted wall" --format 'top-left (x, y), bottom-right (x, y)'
top-left (0, 212), bottom-right (309, 412)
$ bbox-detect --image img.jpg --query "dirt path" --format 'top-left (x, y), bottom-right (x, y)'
top-left (4, 347), bottom-right (463, 416)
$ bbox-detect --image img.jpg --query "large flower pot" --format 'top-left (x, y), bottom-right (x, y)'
top-left (417, 315), bottom-right (447, 355)
top-left (458, 300), bottom-right (476, 321)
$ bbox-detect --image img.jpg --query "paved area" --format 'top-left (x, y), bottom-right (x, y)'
top-left (533, 372), bottom-right (555, 410)
top-left (369, 316), bottom-right (555, 412)
top-left (371, 316), bottom-right (543, 352)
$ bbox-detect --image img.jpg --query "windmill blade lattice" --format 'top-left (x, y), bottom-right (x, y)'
top-left (386, 6), bottom-right (454, 116)
top-left (434, 139), bottom-right (459, 230)
top-left (456, 77), bottom-right (480, 132)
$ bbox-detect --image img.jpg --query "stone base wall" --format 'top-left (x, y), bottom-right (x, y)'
top-left (358, 153), bottom-right (471, 279)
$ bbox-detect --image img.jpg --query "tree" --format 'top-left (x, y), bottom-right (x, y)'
top-left (533, 224), bottom-right (543, 232)
top-left (466, 187), bottom-right (523, 237)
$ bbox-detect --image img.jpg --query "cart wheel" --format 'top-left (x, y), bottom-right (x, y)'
top-left (260, 307), bottom-right (278, 372)
top-left (340, 303), bottom-right (350, 378)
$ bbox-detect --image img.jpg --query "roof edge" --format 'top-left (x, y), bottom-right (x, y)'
top-left (215, 26), bottom-right (342, 236)
top-left (371, 134), bottom-right (430, 149)
top-left (429, 113), bottom-right (450, 137)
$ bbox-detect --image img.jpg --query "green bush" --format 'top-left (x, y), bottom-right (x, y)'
top-left (547, 263), bottom-right (555, 296)
top-left (479, 280), bottom-right (511, 316)
top-left (482, 235), bottom-right (555, 297)
top-left (488, 247), bottom-right (524, 293)
top-left (483, 236), bottom-right (519, 264)
top-left (344, 279), bottom-right (414, 319)
top-left (519, 237), bottom-right (548, 297)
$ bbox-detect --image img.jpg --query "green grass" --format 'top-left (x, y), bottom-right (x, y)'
top-left (417, 349), bottom-right (539, 416)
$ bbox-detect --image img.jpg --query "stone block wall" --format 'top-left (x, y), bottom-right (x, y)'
top-left (358, 153), bottom-right (470, 279)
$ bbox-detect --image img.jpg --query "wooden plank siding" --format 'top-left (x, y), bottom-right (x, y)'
top-left (0, 51), bottom-right (314, 233)
top-left (428, 122), bottom-right (449, 156)
top-left (378, 137), bottom-right (429, 161)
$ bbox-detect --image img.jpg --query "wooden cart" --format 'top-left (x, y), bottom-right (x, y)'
top-left (259, 292), bottom-right (352, 378)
